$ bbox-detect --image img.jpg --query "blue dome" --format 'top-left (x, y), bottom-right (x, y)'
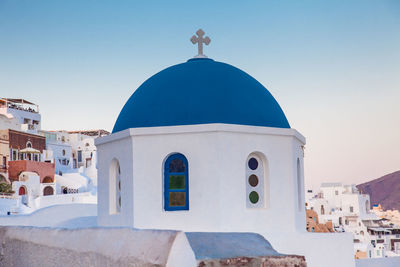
top-left (113, 58), bottom-right (290, 133)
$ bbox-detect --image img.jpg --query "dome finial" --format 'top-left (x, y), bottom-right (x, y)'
top-left (190, 29), bottom-right (211, 58)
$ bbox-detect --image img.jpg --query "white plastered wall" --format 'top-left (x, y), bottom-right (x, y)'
top-left (96, 124), bottom-right (306, 234)
top-left (96, 130), bottom-right (134, 227)
top-left (95, 123), bottom-right (356, 267)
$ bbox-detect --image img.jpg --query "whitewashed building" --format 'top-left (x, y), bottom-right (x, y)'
top-left (68, 132), bottom-right (97, 170)
top-left (0, 98), bottom-right (41, 134)
top-left (40, 130), bottom-right (73, 175)
top-left (307, 183), bottom-right (400, 259)
top-left (95, 31), bottom-right (355, 267)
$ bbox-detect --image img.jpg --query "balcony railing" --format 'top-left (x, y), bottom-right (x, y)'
top-left (7, 104), bottom-right (38, 113)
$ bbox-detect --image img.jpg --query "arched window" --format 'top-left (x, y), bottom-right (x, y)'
top-left (26, 141), bottom-right (32, 148)
top-left (164, 153), bottom-right (189, 211)
top-left (246, 152), bottom-right (269, 209)
top-left (297, 158), bottom-right (303, 211)
top-left (43, 186), bottom-right (54, 196)
top-left (321, 205), bottom-right (325, 215)
top-left (19, 186), bottom-right (26, 195)
top-left (109, 159), bottom-right (121, 214)
top-left (42, 176), bottom-right (53, 183)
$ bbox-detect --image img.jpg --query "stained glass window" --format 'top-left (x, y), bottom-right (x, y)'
top-left (248, 157), bottom-right (258, 170)
top-left (164, 153), bottom-right (189, 211)
top-left (248, 174), bottom-right (259, 187)
top-left (169, 158), bottom-right (185, 173)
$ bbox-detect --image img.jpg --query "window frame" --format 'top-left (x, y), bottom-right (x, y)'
top-left (245, 152), bottom-right (268, 209)
top-left (164, 153), bottom-right (189, 211)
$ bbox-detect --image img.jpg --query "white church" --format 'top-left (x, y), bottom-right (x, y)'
top-left (94, 30), bottom-right (355, 266)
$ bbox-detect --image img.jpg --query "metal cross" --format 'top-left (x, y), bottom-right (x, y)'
top-left (190, 29), bottom-right (211, 58)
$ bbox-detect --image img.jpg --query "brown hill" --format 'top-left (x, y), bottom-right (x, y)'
top-left (357, 170), bottom-right (400, 211)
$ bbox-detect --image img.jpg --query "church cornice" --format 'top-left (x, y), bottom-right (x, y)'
top-left (95, 123), bottom-right (305, 146)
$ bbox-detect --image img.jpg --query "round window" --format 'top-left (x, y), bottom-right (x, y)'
top-left (248, 157), bottom-right (258, 170)
top-left (249, 191), bottom-right (259, 204)
top-left (248, 174), bottom-right (259, 187)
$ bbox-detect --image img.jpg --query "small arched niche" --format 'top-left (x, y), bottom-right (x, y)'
top-left (245, 152), bottom-right (269, 209)
top-left (42, 176), bottom-right (53, 183)
top-left (296, 158), bottom-right (304, 212)
top-left (109, 158), bottom-right (121, 215)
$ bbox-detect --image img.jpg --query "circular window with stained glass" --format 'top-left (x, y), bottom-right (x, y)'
top-left (249, 191), bottom-right (259, 204)
top-left (248, 157), bottom-right (258, 170)
top-left (248, 174), bottom-right (259, 187)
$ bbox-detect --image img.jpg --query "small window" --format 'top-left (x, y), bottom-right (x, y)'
top-left (350, 206), bottom-right (354, 213)
top-left (164, 153), bottom-right (189, 211)
top-left (335, 190), bottom-right (338, 195)
top-left (19, 186), bottom-right (26, 195)
top-left (62, 149), bottom-right (66, 156)
top-left (246, 152), bottom-right (269, 209)
top-left (26, 141), bottom-right (32, 148)
top-left (43, 186), bottom-right (54, 196)
top-left (77, 151), bottom-right (82, 162)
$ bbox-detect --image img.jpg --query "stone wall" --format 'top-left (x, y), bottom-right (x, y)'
top-left (198, 256), bottom-right (306, 267)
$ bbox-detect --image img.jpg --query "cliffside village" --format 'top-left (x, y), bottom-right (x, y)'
top-left (306, 183), bottom-right (400, 260)
top-left (1, 97), bottom-right (399, 262)
top-left (0, 98), bottom-right (108, 212)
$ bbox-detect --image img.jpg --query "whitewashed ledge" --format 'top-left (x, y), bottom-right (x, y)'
top-left (0, 227), bottom-right (306, 267)
top-left (0, 227), bottom-right (196, 267)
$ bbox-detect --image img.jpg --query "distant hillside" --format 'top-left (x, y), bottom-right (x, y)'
top-left (357, 170), bottom-right (400, 211)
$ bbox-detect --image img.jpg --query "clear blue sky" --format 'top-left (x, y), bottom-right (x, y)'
top-left (1, 0), bottom-right (399, 189)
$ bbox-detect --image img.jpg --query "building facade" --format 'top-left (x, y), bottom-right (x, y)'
top-left (307, 183), bottom-right (400, 258)
top-left (95, 48), bottom-right (355, 267)
top-left (0, 98), bottom-right (41, 134)
top-left (0, 129), bottom-right (55, 184)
